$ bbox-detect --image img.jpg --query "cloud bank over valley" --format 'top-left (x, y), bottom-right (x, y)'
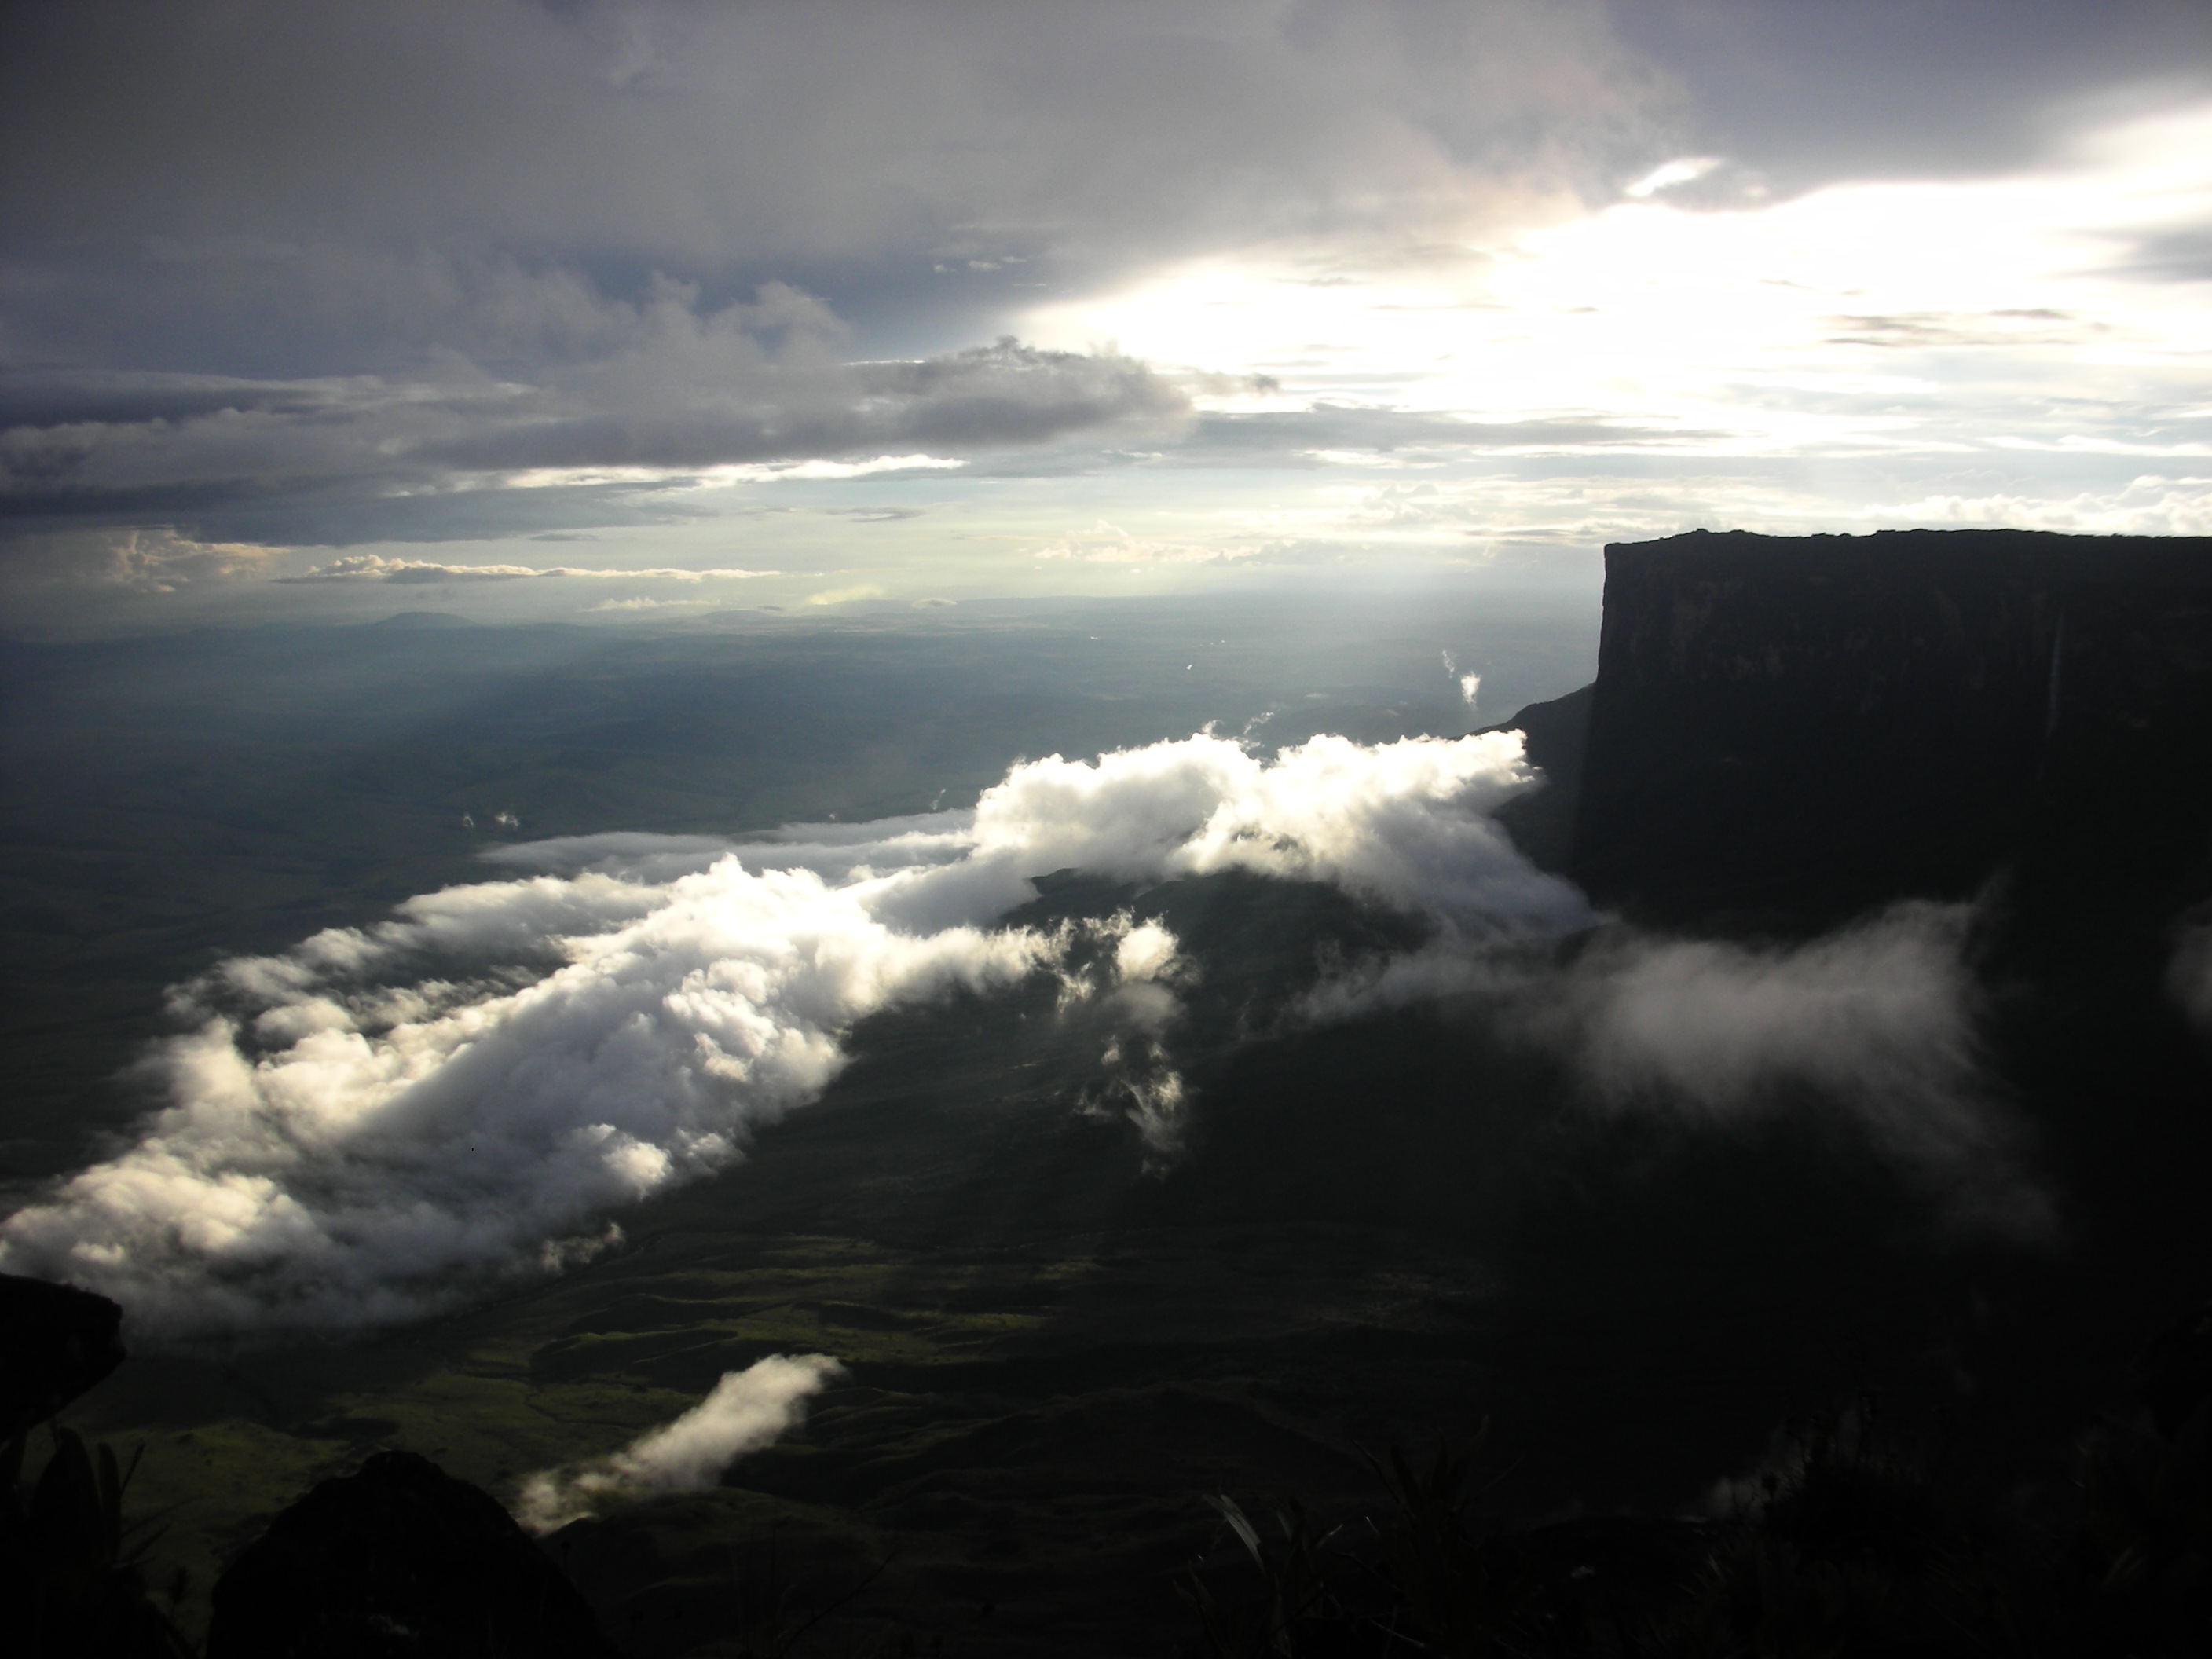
top-left (0, 727), bottom-right (2043, 1342)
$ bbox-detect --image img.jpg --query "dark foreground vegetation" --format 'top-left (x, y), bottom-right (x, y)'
top-left (1178, 1342), bottom-right (2211, 1659)
top-left (8, 1272), bottom-right (2208, 1657)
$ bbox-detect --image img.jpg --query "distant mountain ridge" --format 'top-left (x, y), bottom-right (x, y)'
top-left (362, 610), bottom-right (478, 629)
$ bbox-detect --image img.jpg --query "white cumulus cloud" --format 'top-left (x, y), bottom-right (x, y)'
top-left (1441, 650), bottom-right (1481, 710)
top-left (516, 1353), bottom-right (844, 1533)
top-left (0, 730), bottom-right (1572, 1342)
top-left (1298, 902), bottom-right (2050, 1239)
top-left (287, 555), bottom-right (782, 584)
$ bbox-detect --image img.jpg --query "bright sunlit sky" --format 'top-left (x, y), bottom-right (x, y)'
top-left (3, 2), bottom-right (2209, 632)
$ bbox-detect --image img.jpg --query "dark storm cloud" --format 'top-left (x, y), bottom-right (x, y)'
top-left (4, 2), bottom-right (2196, 559)
top-left (103, 481), bottom-right (689, 552)
top-left (421, 341), bottom-right (1186, 471)
top-left (0, 370), bottom-right (334, 430)
top-left (0, 1), bottom-right (1663, 371)
top-left (1170, 408), bottom-right (1716, 467)
top-left (1613, 0), bottom-right (2211, 200)
top-left (930, 405), bottom-right (1715, 489)
top-left (2119, 226), bottom-right (2212, 283)
top-left (5, 1), bottom-right (2181, 361)
top-left (1, 0), bottom-right (1654, 550)
top-left (0, 320), bottom-right (1182, 548)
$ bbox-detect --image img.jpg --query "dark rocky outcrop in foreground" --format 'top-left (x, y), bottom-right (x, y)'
top-left (1479, 681), bottom-right (1591, 874)
top-left (1, 1275), bottom-right (626, 1657)
top-left (2, 1274), bottom-right (189, 1658)
top-left (1568, 529), bottom-right (2212, 930)
top-left (205, 1452), bottom-right (617, 1659)
top-left (1, 1273), bottom-right (125, 1445)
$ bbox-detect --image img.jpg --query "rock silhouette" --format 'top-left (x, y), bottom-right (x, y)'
top-left (0, 1273), bottom-right (124, 1445)
top-left (206, 1450), bottom-right (617, 1659)
top-left (1569, 528), bottom-right (2212, 931)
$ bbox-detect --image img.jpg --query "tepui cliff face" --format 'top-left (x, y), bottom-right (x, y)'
top-left (1566, 529), bottom-right (2212, 934)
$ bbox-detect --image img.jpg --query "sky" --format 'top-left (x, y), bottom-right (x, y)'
top-left (3, 0), bottom-right (2210, 632)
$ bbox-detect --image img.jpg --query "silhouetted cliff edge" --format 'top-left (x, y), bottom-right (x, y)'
top-left (1567, 528), bottom-right (2212, 934)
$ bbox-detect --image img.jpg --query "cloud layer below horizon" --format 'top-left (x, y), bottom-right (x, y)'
top-left (517, 1353), bottom-right (845, 1533)
top-left (0, 727), bottom-right (2045, 1343)
top-left (0, 731), bottom-right (1576, 1339)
